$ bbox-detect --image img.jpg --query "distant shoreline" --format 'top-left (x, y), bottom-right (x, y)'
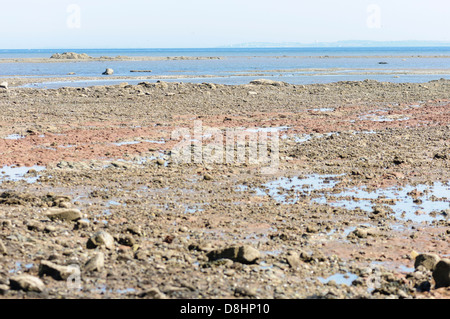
top-left (2, 55), bottom-right (450, 64)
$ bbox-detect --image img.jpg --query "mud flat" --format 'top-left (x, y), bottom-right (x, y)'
top-left (0, 55), bottom-right (222, 64)
top-left (0, 79), bottom-right (449, 299)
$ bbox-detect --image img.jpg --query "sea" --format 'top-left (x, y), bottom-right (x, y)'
top-left (0, 47), bottom-right (449, 88)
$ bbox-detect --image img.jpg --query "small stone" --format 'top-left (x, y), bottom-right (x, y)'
top-left (27, 221), bottom-right (44, 232)
top-left (353, 228), bottom-right (368, 238)
top-left (250, 79), bottom-right (286, 86)
top-left (87, 231), bottom-right (115, 250)
top-left (156, 159), bottom-right (166, 166)
top-left (84, 253), bottom-right (105, 272)
top-left (0, 82), bottom-right (8, 89)
top-left (38, 260), bottom-right (79, 281)
top-left (234, 286), bottom-right (257, 297)
top-left (44, 225), bottom-right (57, 233)
top-left (238, 246), bottom-right (260, 264)
top-left (203, 173), bottom-right (213, 181)
top-left (58, 201), bottom-right (72, 208)
top-left (0, 284), bottom-right (9, 295)
top-left (414, 253), bottom-right (441, 271)
top-left (9, 275), bottom-right (45, 292)
top-left (286, 254), bottom-right (301, 269)
top-left (126, 225), bottom-right (142, 236)
top-left (118, 235), bottom-right (135, 247)
top-left (306, 225), bottom-right (318, 233)
top-left (163, 235), bottom-right (175, 244)
top-left (207, 245), bottom-right (260, 264)
top-left (75, 219), bottom-right (90, 230)
top-left (2, 220), bottom-right (12, 228)
top-left (45, 208), bottom-right (82, 221)
top-left (139, 287), bottom-right (166, 299)
top-left (102, 68), bottom-right (114, 75)
top-left (179, 226), bottom-right (188, 232)
top-left (0, 239), bottom-right (7, 255)
top-left (433, 259), bottom-right (450, 288)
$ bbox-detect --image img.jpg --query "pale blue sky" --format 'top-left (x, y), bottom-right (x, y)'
top-left (0, 0), bottom-right (449, 48)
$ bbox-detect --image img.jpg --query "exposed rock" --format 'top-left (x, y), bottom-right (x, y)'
top-left (102, 68), bottom-right (114, 75)
top-left (250, 79), bottom-right (286, 87)
top-left (27, 221), bottom-right (44, 232)
top-left (348, 227), bottom-right (377, 239)
top-left (84, 253), bottom-right (105, 272)
top-left (39, 260), bottom-right (79, 280)
top-left (50, 52), bottom-right (91, 60)
top-left (118, 235), bottom-right (135, 247)
top-left (9, 275), bottom-right (45, 292)
top-left (87, 230), bottom-right (115, 250)
top-left (75, 219), bottom-right (90, 230)
top-left (126, 225), bottom-right (143, 236)
top-left (156, 81), bottom-right (169, 89)
top-left (234, 286), bottom-right (257, 297)
top-left (206, 245), bottom-right (260, 264)
top-left (203, 173), bottom-right (213, 181)
top-left (156, 159), bottom-right (166, 166)
top-left (0, 239), bottom-right (6, 255)
top-left (433, 259), bottom-right (450, 288)
top-left (286, 253), bottom-right (301, 269)
top-left (414, 253), bottom-right (441, 271)
top-left (130, 70), bottom-right (152, 73)
top-left (139, 287), bottom-right (166, 299)
top-left (44, 208), bottom-right (82, 221)
top-left (0, 284), bottom-right (9, 295)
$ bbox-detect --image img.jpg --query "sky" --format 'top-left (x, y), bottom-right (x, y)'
top-left (0, 0), bottom-right (449, 49)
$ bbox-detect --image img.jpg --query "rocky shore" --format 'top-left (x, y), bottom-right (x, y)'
top-left (0, 52), bottom-right (222, 64)
top-left (0, 79), bottom-right (449, 299)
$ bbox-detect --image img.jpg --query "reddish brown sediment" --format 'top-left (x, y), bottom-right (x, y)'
top-left (0, 80), bottom-right (449, 299)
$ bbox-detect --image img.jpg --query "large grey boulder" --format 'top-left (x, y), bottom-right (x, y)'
top-left (9, 275), bottom-right (45, 292)
top-left (414, 253), bottom-right (441, 271)
top-left (102, 68), bottom-right (114, 75)
top-left (87, 231), bottom-right (115, 250)
top-left (433, 259), bottom-right (450, 288)
top-left (44, 208), bottom-right (82, 221)
top-left (39, 260), bottom-right (79, 281)
top-left (206, 245), bottom-right (260, 264)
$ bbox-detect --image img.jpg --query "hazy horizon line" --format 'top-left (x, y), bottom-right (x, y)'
top-left (2, 40), bottom-right (450, 51)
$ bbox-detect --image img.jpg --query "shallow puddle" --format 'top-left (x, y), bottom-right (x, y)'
top-left (313, 181), bottom-right (449, 223)
top-left (184, 205), bottom-right (204, 214)
top-left (246, 126), bottom-right (290, 133)
top-left (8, 262), bottom-right (34, 274)
top-left (113, 141), bottom-right (141, 146)
top-left (3, 134), bottom-right (25, 140)
top-left (318, 273), bottom-right (358, 286)
top-left (113, 139), bottom-right (166, 147)
top-left (0, 165), bottom-right (46, 183)
top-left (359, 114), bottom-right (410, 122)
top-left (310, 108), bottom-right (335, 112)
top-left (238, 173), bottom-right (448, 223)
top-left (282, 132), bottom-right (339, 143)
top-left (238, 174), bottom-right (342, 204)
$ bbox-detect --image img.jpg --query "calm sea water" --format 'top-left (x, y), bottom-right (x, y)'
top-left (1, 47), bottom-right (449, 88)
